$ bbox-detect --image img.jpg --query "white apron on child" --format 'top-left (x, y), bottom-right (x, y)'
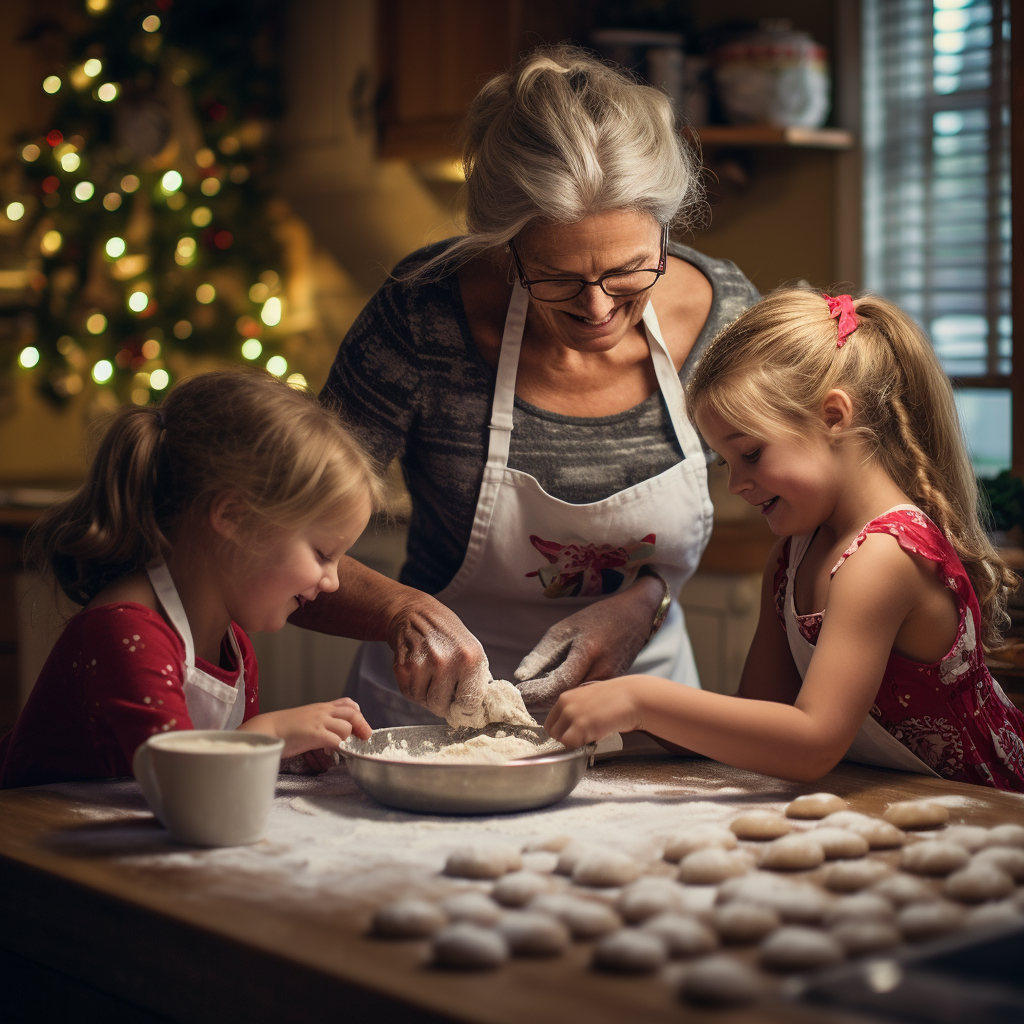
top-left (146, 559), bottom-right (246, 732)
top-left (347, 283), bottom-right (714, 726)
top-left (783, 525), bottom-right (940, 776)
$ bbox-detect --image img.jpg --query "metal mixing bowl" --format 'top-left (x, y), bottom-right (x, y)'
top-left (340, 724), bottom-right (594, 815)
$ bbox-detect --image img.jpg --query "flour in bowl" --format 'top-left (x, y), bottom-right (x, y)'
top-left (349, 729), bottom-right (565, 765)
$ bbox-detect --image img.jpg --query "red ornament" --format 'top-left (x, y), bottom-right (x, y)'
top-left (213, 230), bottom-right (233, 250)
top-left (207, 102), bottom-right (227, 122)
top-left (45, 130), bottom-right (63, 147)
top-left (41, 176), bottom-right (60, 193)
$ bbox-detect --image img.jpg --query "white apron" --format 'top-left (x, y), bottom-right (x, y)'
top-left (348, 283), bottom-right (714, 726)
top-left (146, 558), bottom-right (247, 732)
top-left (783, 523), bottom-right (940, 776)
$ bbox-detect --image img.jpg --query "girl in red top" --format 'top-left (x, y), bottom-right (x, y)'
top-left (546, 289), bottom-right (1024, 791)
top-left (0, 369), bottom-right (385, 787)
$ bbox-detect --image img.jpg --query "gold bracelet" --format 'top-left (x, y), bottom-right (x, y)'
top-left (638, 565), bottom-right (672, 645)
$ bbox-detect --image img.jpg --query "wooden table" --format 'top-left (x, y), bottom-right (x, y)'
top-left (2, 755), bottom-right (1023, 1024)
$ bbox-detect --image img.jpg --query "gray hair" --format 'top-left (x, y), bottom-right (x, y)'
top-left (405, 45), bottom-right (705, 281)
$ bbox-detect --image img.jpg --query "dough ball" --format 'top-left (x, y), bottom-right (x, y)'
top-left (809, 827), bottom-right (870, 860)
top-left (882, 800), bottom-right (949, 830)
top-left (942, 864), bottom-right (1014, 904)
top-left (711, 902), bottom-right (781, 944)
top-left (730, 811), bottom-right (792, 840)
top-left (440, 891), bottom-right (502, 925)
top-left (965, 900), bottom-right (1024, 929)
top-left (663, 825), bottom-right (737, 863)
top-left (942, 825), bottom-right (991, 852)
top-left (432, 922), bottom-right (509, 969)
top-left (822, 859), bottom-right (894, 892)
top-left (823, 893), bottom-right (895, 926)
top-left (870, 873), bottom-right (941, 907)
top-left (758, 834), bottom-right (826, 871)
top-left (985, 823), bottom-right (1024, 849)
top-left (448, 677), bottom-right (535, 729)
top-left (900, 841), bottom-right (971, 876)
top-left (972, 846), bottom-right (1024, 881)
top-left (371, 898), bottom-right (447, 938)
top-left (616, 878), bottom-right (688, 923)
top-left (555, 841), bottom-right (598, 876)
top-left (678, 847), bottom-right (753, 884)
top-left (492, 870), bottom-right (550, 907)
top-left (529, 893), bottom-right (622, 938)
top-left (592, 929), bottom-right (668, 974)
top-left (571, 849), bottom-right (641, 888)
top-left (830, 921), bottom-right (901, 957)
top-left (523, 834), bottom-right (573, 853)
top-left (818, 812), bottom-right (905, 849)
top-left (717, 872), bottom-right (834, 924)
top-left (759, 926), bottom-right (845, 972)
top-left (495, 910), bottom-right (571, 956)
top-left (896, 899), bottom-right (966, 941)
top-left (642, 913), bottom-right (719, 957)
top-left (445, 842), bottom-right (522, 880)
top-left (679, 955), bottom-right (765, 1007)
top-left (786, 793), bottom-right (849, 819)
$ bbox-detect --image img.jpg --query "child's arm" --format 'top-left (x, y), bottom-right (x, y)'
top-left (546, 535), bottom-right (920, 782)
top-left (239, 697), bottom-right (372, 758)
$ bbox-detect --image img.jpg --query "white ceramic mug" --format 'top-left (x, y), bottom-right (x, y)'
top-left (132, 730), bottom-right (284, 846)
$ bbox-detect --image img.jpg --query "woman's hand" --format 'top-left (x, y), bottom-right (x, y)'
top-left (239, 697), bottom-right (372, 758)
top-left (544, 678), bottom-right (644, 748)
top-left (386, 593), bottom-right (491, 720)
top-left (514, 574), bottom-right (665, 705)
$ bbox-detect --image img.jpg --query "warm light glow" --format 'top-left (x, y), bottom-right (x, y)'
top-left (260, 296), bottom-right (282, 327)
top-left (63, 373), bottom-right (83, 395)
top-left (112, 255), bottom-right (148, 280)
top-left (86, 0), bottom-right (110, 12)
top-left (229, 165), bottom-right (250, 184)
top-left (83, 59), bottom-right (103, 79)
top-left (174, 237), bottom-right (197, 265)
top-left (40, 230), bottom-right (63, 255)
top-left (142, 15), bottom-right (161, 32)
top-left (91, 358), bottom-right (113, 383)
top-left (128, 290), bottom-right (149, 312)
top-left (166, 192), bottom-right (186, 210)
top-left (266, 355), bottom-right (288, 377)
top-left (73, 181), bottom-right (95, 202)
top-left (6, 202), bottom-right (25, 221)
top-left (196, 283), bottom-right (216, 304)
top-left (97, 82), bottom-right (118, 102)
top-left (131, 388), bottom-right (150, 405)
top-left (260, 270), bottom-right (280, 288)
top-left (241, 338), bottom-right (262, 360)
top-left (43, 76), bottom-right (61, 95)
top-left (21, 144), bottom-right (40, 162)
top-left (195, 148), bottom-right (215, 168)
top-left (105, 236), bottom-right (127, 258)
top-left (18, 346), bottom-right (40, 369)
top-left (248, 282), bottom-right (269, 303)
top-left (133, 371), bottom-right (151, 387)
top-left (121, 174), bottom-right (140, 193)
top-left (102, 192), bottom-right (122, 211)
top-left (171, 67), bottom-right (190, 86)
top-left (141, 339), bottom-right (160, 359)
top-left (200, 177), bottom-right (220, 196)
top-left (60, 152), bottom-right (81, 172)
top-left (150, 368), bottom-right (170, 390)
top-left (191, 206), bottom-right (212, 227)
top-left (57, 335), bottom-right (75, 354)
top-left (219, 136), bottom-right (240, 155)
top-left (160, 170), bottom-right (182, 193)
top-left (173, 320), bottom-right (193, 339)
top-left (286, 373), bottom-right (308, 390)
top-left (86, 312), bottom-right (107, 334)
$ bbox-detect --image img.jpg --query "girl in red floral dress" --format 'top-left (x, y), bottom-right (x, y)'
top-left (546, 289), bottom-right (1024, 791)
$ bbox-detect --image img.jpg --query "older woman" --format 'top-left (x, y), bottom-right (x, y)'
top-left (294, 46), bottom-right (758, 727)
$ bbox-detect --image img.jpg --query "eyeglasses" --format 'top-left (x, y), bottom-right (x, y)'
top-left (508, 225), bottom-right (669, 303)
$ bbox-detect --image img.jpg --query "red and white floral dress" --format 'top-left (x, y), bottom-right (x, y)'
top-left (774, 507), bottom-right (1024, 791)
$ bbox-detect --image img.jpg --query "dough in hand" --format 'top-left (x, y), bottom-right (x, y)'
top-left (896, 900), bottom-right (966, 940)
top-left (882, 800), bottom-right (949, 830)
top-left (786, 793), bottom-right (849, 819)
top-left (758, 834), bottom-right (826, 871)
top-left (900, 841), bottom-right (970, 876)
top-left (492, 870), bottom-right (550, 907)
top-left (730, 811), bottom-right (792, 840)
top-left (440, 891), bottom-right (502, 925)
top-left (371, 899), bottom-right (447, 938)
top-left (822, 859), bottom-right (893, 892)
top-left (809, 828), bottom-right (870, 860)
top-left (571, 850), bottom-right (641, 888)
top-left (496, 910), bottom-right (571, 956)
top-left (942, 864), bottom-right (1014, 904)
top-left (446, 678), bottom-right (536, 729)
top-left (663, 825), bottom-right (738, 862)
top-left (759, 926), bottom-right (845, 971)
top-left (830, 921), bottom-right (901, 956)
top-left (678, 848), bottom-right (753, 884)
top-left (592, 929), bottom-right (668, 973)
top-left (870, 873), bottom-right (940, 907)
top-left (529, 893), bottom-right (622, 938)
top-left (972, 846), bottom-right (1024, 881)
top-left (616, 878), bottom-right (688, 923)
top-left (642, 913), bottom-right (719, 957)
top-left (712, 902), bottom-right (781, 944)
top-left (445, 842), bottom-right (523, 879)
top-left (432, 922), bottom-right (509, 969)
top-left (679, 955), bottom-right (765, 1007)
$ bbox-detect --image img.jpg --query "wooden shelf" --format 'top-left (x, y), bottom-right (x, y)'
top-left (693, 125), bottom-right (855, 150)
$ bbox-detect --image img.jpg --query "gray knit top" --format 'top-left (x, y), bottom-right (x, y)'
top-left (322, 240), bottom-right (758, 595)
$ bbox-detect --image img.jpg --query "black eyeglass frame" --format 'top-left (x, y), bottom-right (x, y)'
top-left (508, 225), bottom-right (669, 302)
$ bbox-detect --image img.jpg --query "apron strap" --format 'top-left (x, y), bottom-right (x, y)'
top-left (640, 302), bottom-right (701, 460)
top-left (146, 558), bottom-right (195, 668)
top-left (486, 283), bottom-right (530, 467)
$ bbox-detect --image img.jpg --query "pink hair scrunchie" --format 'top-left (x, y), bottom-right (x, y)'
top-left (824, 293), bottom-right (858, 348)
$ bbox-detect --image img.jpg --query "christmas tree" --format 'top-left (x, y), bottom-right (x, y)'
top-left (6, 0), bottom-right (298, 406)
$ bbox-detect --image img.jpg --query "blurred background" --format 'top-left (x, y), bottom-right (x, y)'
top-left (0, 0), bottom-right (1017, 726)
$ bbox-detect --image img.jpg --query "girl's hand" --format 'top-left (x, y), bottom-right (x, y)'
top-left (544, 678), bottom-right (644, 749)
top-left (240, 697), bottom-right (372, 758)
